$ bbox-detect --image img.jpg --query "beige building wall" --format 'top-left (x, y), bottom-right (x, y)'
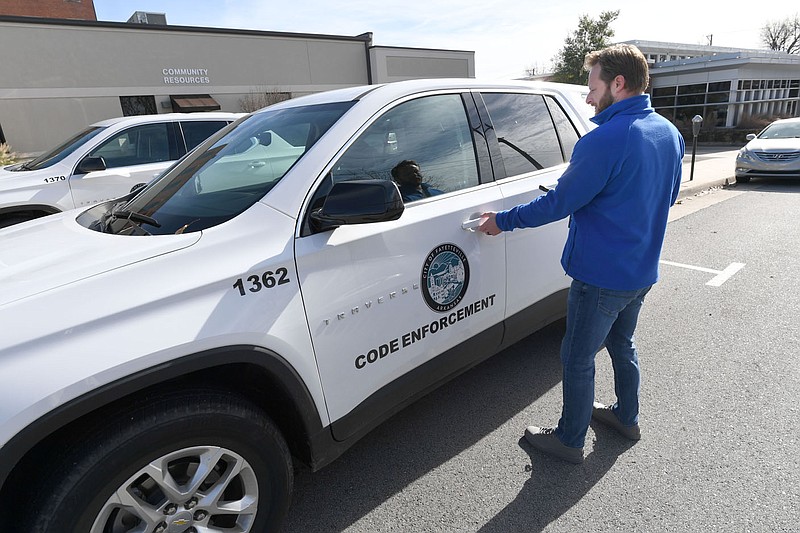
top-left (0, 18), bottom-right (372, 153)
top-left (1, 16), bottom-right (475, 154)
top-left (370, 47), bottom-right (475, 83)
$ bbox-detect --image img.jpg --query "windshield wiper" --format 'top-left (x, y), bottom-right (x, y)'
top-left (101, 208), bottom-right (161, 233)
top-left (112, 209), bottom-right (161, 228)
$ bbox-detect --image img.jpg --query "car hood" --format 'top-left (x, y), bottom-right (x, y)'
top-left (745, 138), bottom-right (800, 151)
top-left (0, 213), bottom-right (201, 307)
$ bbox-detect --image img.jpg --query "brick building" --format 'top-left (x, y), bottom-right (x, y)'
top-left (0, 0), bottom-right (96, 20)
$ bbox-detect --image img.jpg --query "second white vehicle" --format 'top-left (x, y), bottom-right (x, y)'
top-left (0, 112), bottom-right (242, 227)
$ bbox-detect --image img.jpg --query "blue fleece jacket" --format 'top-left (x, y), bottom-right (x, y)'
top-left (495, 94), bottom-right (685, 291)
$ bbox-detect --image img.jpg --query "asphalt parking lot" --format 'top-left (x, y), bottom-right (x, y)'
top-left (283, 170), bottom-right (800, 532)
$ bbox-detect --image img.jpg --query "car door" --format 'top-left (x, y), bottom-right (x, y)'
top-left (479, 92), bottom-right (580, 328)
top-left (294, 93), bottom-right (507, 440)
top-left (69, 122), bottom-right (179, 208)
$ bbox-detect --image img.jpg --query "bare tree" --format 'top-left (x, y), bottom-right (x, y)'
top-left (761, 14), bottom-right (800, 54)
top-left (239, 86), bottom-right (292, 113)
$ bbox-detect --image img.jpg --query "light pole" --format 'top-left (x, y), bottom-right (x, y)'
top-left (690, 114), bottom-right (703, 182)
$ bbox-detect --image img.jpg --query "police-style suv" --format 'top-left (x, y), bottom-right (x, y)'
top-left (0, 79), bottom-right (593, 532)
top-left (0, 112), bottom-right (242, 228)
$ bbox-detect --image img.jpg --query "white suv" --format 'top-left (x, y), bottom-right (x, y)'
top-left (0, 80), bottom-right (593, 532)
top-left (0, 112), bottom-right (242, 227)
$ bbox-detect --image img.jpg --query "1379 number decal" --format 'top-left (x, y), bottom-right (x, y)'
top-left (233, 267), bottom-right (290, 296)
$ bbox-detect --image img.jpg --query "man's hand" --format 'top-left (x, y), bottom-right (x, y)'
top-left (477, 212), bottom-right (502, 236)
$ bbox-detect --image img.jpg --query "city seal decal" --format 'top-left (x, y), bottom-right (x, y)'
top-left (421, 243), bottom-right (470, 313)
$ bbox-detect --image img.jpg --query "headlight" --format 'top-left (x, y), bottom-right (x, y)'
top-left (737, 149), bottom-right (756, 163)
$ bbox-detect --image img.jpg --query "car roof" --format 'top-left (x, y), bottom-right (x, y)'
top-left (258, 78), bottom-right (594, 130)
top-left (264, 78), bottom-right (589, 107)
top-left (90, 112), bottom-right (244, 128)
top-left (770, 117), bottom-right (800, 124)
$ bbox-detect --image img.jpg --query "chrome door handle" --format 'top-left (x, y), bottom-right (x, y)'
top-left (461, 217), bottom-right (482, 231)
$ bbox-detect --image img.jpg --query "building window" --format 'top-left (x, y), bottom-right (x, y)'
top-left (707, 81), bottom-right (731, 93)
top-left (652, 96), bottom-right (675, 107)
top-left (678, 83), bottom-right (706, 95)
top-left (652, 86), bottom-right (676, 97)
top-left (677, 94), bottom-right (705, 106)
top-left (706, 92), bottom-right (730, 104)
top-left (120, 96), bottom-right (157, 116)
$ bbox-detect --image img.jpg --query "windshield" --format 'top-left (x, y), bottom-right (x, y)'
top-left (100, 101), bottom-right (354, 235)
top-left (759, 121), bottom-right (800, 139)
top-left (21, 126), bottom-right (107, 170)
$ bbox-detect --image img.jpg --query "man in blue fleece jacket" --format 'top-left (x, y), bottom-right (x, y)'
top-left (478, 44), bottom-right (684, 464)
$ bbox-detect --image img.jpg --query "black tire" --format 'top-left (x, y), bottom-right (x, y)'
top-left (25, 389), bottom-right (293, 533)
top-left (735, 175), bottom-right (750, 183)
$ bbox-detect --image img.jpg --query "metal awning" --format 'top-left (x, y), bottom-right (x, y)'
top-left (170, 94), bottom-right (221, 112)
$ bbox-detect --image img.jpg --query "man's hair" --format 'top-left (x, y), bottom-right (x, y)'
top-left (391, 159), bottom-right (421, 180)
top-left (584, 44), bottom-right (649, 93)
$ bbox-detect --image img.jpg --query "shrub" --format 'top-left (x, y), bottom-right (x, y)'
top-left (239, 86), bottom-right (291, 113)
top-left (737, 113), bottom-right (788, 133)
top-left (0, 143), bottom-right (17, 165)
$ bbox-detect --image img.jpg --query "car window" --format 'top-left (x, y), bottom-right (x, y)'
top-left (22, 126), bottom-right (106, 171)
top-left (89, 123), bottom-right (172, 169)
top-left (482, 93), bottom-right (565, 176)
top-left (759, 121), bottom-right (800, 139)
top-left (331, 94), bottom-right (479, 203)
top-left (180, 120), bottom-right (231, 151)
top-left (544, 95), bottom-right (581, 161)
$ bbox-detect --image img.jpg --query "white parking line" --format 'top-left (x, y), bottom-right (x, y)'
top-left (660, 260), bottom-right (745, 286)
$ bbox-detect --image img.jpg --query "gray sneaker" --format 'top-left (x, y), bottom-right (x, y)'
top-left (524, 426), bottom-right (584, 464)
top-left (592, 402), bottom-right (641, 441)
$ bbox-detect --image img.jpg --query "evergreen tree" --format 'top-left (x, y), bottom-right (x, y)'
top-left (552, 11), bottom-right (619, 84)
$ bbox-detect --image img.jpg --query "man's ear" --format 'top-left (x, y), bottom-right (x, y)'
top-left (613, 75), bottom-right (626, 94)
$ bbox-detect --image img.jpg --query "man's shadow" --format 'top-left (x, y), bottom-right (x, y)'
top-left (478, 426), bottom-right (637, 533)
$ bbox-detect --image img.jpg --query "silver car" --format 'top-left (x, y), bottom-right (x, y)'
top-left (735, 117), bottom-right (800, 183)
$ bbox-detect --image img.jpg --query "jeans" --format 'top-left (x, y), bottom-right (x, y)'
top-left (554, 279), bottom-right (652, 449)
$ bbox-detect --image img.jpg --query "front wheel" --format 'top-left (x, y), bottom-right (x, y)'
top-left (25, 390), bottom-right (293, 533)
top-left (735, 175), bottom-right (750, 183)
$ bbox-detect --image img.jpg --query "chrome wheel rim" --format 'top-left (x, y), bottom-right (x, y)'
top-left (90, 445), bottom-right (259, 533)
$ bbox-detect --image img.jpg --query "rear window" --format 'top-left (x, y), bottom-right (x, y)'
top-left (482, 93), bottom-right (566, 176)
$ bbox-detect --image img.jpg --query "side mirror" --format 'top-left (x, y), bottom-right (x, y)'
top-left (746, 133), bottom-right (757, 141)
top-left (310, 179), bottom-right (404, 232)
top-left (76, 156), bottom-right (107, 174)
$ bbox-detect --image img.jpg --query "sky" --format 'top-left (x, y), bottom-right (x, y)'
top-left (93, 1), bottom-right (798, 79)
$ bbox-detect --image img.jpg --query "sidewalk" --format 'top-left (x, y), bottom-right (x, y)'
top-left (677, 145), bottom-right (739, 200)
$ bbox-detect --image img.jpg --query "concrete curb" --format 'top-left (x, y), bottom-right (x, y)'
top-left (677, 175), bottom-right (735, 201)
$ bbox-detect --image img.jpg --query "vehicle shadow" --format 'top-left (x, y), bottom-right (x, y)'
top-left (734, 177), bottom-right (800, 193)
top-left (282, 319), bottom-right (566, 532)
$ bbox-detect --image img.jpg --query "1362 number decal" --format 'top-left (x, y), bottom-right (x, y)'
top-left (233, 267), bottom-right (290, 296)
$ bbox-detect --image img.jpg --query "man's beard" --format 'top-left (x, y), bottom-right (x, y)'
top-left (595, 89), bottom-right (614, 115)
